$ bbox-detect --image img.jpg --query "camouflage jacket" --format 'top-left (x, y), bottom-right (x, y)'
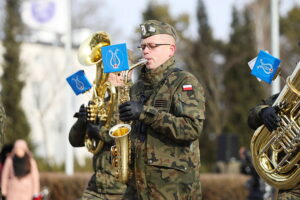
top-left (68, 103), bottom-right (126, 195)
top-left (128, 57), bottom-right (205, 199)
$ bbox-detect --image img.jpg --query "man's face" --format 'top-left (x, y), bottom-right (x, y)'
top-left (139, 34), bottom-right (176, 70)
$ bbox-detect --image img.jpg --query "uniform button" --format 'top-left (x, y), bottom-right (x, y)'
top-left (184, 167), bottom-right (187, 171)
top-left (148, 159), bottom-right (153, 164)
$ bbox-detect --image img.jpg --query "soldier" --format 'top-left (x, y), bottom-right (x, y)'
top-left (248, 93), bottom-right (300, 200)
top-left (119, 20), bottom-right (205, 199)
top-left (69, 72), bottom-right (129, 200)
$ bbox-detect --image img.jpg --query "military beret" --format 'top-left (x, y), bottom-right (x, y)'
top-left (140, 20), bottom-right (177, 40)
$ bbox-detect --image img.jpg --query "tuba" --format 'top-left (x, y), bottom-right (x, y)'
top-left (109, 58), bottom-right (147, 183)
top-left (77, 32), bottom-right (117, 154)
top-left (251, 61), bottom-right (300, 189)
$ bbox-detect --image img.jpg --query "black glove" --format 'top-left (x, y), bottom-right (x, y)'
top-left (73, 104), bottom-right (87, 123)
top-left (260, 106), bottom-right (280, 131)
top-left (86, 122), bottom-right (101, 140)
top-left (119, 101), bottom-right (143, 121)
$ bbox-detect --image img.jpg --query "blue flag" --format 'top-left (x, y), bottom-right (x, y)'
top-left (251, 50), bottom-right (281, 84)
top-left (102, 43), bottom-right (129, 73)
top-left (66, 70), bottom-right (92, 95)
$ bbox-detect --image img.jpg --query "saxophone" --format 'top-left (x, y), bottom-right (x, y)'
top-left (77, 32), bottom-right (117, 154)
top-left (109, 59), bottom-right (147, 183)
top-left (251, 61), bottom-right (300, 189)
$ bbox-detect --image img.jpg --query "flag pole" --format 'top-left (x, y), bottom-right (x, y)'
top-left (271, 0), bottom-right (280, 94)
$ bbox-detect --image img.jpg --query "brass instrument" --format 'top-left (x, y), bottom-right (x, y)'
top-left (251, 61), bottom-right (300, 189)
top-left (77, 32), bottom-right (117, 154)
top-left (109, 58), bottom-right (147, 183)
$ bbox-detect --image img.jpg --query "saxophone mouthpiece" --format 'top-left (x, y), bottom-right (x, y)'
top-left (129, 58), bottom-right (147, 71)
top-left (138, 58), bottom-right (148, 64)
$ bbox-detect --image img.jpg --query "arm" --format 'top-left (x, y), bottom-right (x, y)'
top-left (30, 158), bottom-right (40, 196)
top-left (140, 75), bottom-right (205, 143)
top-left (1, 157), bottom-right (12, 196)
top-left (247, 93), bottom-right (279, 130)
top-left (69, 119), bottom-right (86, 147)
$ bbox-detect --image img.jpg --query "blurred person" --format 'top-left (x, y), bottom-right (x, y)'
top-left (69, 76), bottom-right (127, 200)
top-left (1, 140), bottom-right (40, 200)
top-left (248, 93), bottom-right (300, 200)
top-left (239, 146), bottom-right (265, 200)
top-left (119, 20), bottom-right (205, 199)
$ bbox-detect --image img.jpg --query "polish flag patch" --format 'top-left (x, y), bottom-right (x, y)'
top-left (182, 84), bottom-right (193, 91)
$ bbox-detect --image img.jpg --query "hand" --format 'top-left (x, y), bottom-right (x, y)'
top-left (86, 122), bottom-right (101, 140)
top-left (119, 101), bottom-right (143, 121)
top-left (260, 106), bottom-right (280, 131)
top-left (108, 71), bottom-right (133, 87)
top-left (73, 104), bottom-right (87, 122)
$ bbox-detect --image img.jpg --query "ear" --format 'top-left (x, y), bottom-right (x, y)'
top-left (169, 44), bottom-right (176, 57)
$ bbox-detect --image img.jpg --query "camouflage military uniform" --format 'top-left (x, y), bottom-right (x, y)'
top-left (248, 94), bottom-right (300, 200)
top-left (69, 104), bottom-right (126, 200)
top-left (122, 56), bottom-right (205, 200)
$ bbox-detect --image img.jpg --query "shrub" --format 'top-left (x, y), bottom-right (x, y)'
top-left (40, 173), bottom-right (250, 200)
top-left (201, 174), bottom-right (249, 200)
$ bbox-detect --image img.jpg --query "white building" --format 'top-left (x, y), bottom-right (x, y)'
top-left (0, 32), bottom-right (97, 165)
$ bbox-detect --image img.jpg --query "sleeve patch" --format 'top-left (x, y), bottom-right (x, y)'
top-left (182, 84), bottom-right (193, 91)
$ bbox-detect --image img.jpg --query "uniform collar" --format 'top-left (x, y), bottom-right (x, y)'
top-left (142, 56), bottom-right (175, 86)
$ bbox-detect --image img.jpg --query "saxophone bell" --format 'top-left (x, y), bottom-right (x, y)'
top-left (109, 124), bottom-right (131, 183)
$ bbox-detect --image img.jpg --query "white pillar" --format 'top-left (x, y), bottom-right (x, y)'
top-left (271, 0), bottom-right (280, 94)
top-left (64, 0), bottom-right (74, 175)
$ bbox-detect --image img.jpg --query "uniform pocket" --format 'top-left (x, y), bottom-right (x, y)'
top-left (146, 151), bottom-right (189, 173)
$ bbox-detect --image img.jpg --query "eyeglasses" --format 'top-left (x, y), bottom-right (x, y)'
top-left (137, 43), bottom-right (171, 50)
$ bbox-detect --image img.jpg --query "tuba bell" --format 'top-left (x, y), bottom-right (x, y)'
top-left (109, 59), bottom-right (147, 183)
top-left (77, 31), bottom-right (117, 154)
top-left (251, 61), bottom-right (300, 189)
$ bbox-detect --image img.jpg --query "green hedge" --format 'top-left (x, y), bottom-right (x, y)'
top-left (40, 173), bottom-right (249, 200)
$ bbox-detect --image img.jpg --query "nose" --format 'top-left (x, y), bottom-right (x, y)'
top-left (142, 45), bottom-right (151, 53)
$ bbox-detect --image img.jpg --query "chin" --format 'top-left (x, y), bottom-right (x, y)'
top-left (146, 64), bottom-right (153, 69)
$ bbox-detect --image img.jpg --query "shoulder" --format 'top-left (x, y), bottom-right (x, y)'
top-left (171, 68), bottom-right (199, 82)
top-left (170, 69), bottom-right (204, 93)
top-left (3, 156), bottom-right (12, 166)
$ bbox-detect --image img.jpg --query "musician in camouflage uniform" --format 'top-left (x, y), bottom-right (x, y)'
top-left (119, 20), bottom-right (205, 199)
top-left (69, 73), bottom-right (131, 200)
top-left (248, 94), bottom-right (300, 200)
